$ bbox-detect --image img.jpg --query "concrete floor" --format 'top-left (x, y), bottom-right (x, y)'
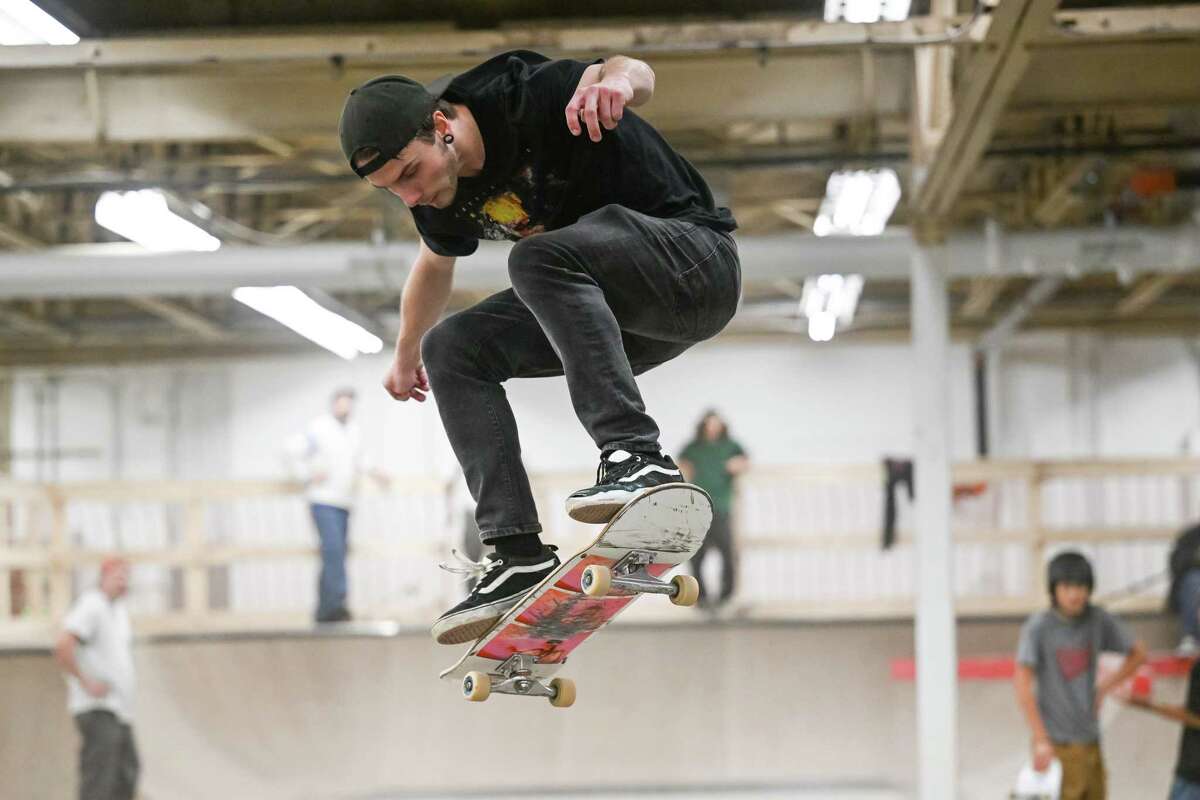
top-left (368, 788), bottom-right (904, 799)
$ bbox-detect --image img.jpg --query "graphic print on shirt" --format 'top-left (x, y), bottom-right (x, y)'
top-left (455, 149), bottom-right (569, 241)
top-left (481, 188), bottom-right (542, 239)
top-left (1056, 646), bottom-right (1091, 681)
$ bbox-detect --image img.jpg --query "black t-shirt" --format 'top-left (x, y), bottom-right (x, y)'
top-left (412, 50), bottom-right (737, 257)
top-left (1177, 658), bottom-right (1200, 782)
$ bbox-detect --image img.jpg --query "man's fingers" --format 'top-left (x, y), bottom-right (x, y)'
top-left (565, 94), bottom-right (583, 136)
top-left (384, 363), bottom-right (431, 402)
top-left (386, 382), bottom-right (413, 402)
top-left (583, 89), bottom-right (601, 142)
top-left (601, 88), bottom-right (625, 129)
top-left (597, 90), bottom-right (617, 130)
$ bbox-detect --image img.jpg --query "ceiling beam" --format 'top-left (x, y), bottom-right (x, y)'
top-left (0, 50), bottom-right (907, 144)
top-left (977, 276), bottom-right (1063, 351)
top-left (0, 306), bottom-right (73, 345)
top-left (1, 8), bottom-right (1193, 72)
top-left (0, 225), bottom-right (1196, 300)
top-left (270, 183), bottom-right (376, 239)
top-left (1115, 273), bottom-right (1184, 317)
top-left (960, 276), bottom-right (1010, 320)
top-left (0, 223), bottom-right (43, 250)
top-left (1031, 159), bottom-right (1095, 228)
top-left (125, 297), bottom-right (228, 341)
top-left (768, 199), bottom-right (820, 231)
top-left (913, 0), bottom-right (1061, 220)
top-left (0, 17), bottom-right (966, 71)
top-left (1037, 5), bottom-right (1200, 46)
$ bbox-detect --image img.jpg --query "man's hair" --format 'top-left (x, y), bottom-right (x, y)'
top-left (332, 386), bottom-right (357, 403)
top-left (351, 100), bottom-right (458, 169)
top-left (688, 409), bottom-right (729, 446)
top-left (1047, 550), bottom-right (1094, 605)
top-left (413, 99), bottom-right (458, 142)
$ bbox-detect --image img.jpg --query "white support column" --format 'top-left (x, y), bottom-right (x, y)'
top-left (911, 241), bottom-right (957, 799)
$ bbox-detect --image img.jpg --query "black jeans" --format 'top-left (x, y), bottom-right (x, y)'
top-left (422, 204), bottom-right (741, 543)
top-left (75, 710), bottom-right (139, 800)
top-left (692, 508), bottom-right (737, 605)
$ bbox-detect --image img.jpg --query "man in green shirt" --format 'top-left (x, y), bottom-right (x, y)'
top-left (678, 410), bottom-right (748, 609)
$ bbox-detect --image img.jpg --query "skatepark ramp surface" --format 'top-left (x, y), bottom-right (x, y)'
top-left (358, 787), bottom-right (904, 799)
top-left (1, 616), bottom-right (1179, 799)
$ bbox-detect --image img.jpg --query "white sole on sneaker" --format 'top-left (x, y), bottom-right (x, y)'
top-left (431, 595), bottom-right (520, 645)
top-left (564, 482), bottom-right (690, 524)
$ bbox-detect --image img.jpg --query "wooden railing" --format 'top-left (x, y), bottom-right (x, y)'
top-left (1, 457), bottom-right (1194, 644)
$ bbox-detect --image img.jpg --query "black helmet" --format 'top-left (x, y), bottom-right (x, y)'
top-left (1047, 550), bottom-right (1094, 602)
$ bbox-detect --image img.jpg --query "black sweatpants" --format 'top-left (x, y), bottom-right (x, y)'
top-left (75, 709), bottom-right (139, 800)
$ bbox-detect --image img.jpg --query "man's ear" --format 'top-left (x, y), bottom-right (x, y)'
top-left (433, 110), bottom-right (450, 136)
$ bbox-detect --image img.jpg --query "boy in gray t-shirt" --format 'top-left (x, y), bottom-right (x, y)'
top-left (1014, 551), bottom-right (1145, 800)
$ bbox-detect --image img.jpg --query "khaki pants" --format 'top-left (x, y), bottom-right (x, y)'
top-left (1053, 742), bottom-right (1106, 800)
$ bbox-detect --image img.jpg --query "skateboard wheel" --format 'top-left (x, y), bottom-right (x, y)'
top-left (463, 671), bottom-right (491, 702)
top-left (670, 574), bottom-right (700, 607)
top-left (581, 565), bottom-right (612, 597)
top-left (549, 677), bottom-right (576, 708)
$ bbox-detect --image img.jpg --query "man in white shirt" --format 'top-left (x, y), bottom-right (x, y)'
top-left (54, 557), bottom-right (138, 800)
top-left (291, 387), bottom-right (386, 622)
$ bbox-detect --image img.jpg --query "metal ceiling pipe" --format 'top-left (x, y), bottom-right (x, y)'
top-left (0, 224), bottom-right (1195, 299)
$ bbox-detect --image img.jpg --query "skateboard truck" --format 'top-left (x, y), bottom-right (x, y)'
top-left (580, 550), bottom-right (700, 606)
top-left (462, 654), bottom-right (577, 708)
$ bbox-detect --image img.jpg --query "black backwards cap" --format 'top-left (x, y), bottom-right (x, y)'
top-left (338, 73), bottom-right (456, 178)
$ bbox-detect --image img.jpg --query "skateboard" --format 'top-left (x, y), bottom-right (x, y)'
top-left (439, 484), bottom-right (713, 708)
top-left (1011, 758), bottom-right (1061, 800)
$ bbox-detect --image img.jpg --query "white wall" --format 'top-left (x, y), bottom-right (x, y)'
top-left (6, 332), bottom-right (1197, 615)
top-left (994, 333), bottom-right (1200, 458)
top-left (7, 331), bottom-right (1200, 483)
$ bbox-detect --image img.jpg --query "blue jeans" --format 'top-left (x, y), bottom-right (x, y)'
top-left (1180, 569), bottom-right (1200, 640)
top-left (310, 503), bottom-right (350, 620)
top-left (1171, 776), bottom-right (1200, 800)
top-left (421, 205), bottom-right (741, 544)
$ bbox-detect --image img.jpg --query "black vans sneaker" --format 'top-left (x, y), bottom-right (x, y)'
top-left (565, 449), bottom-right (685, 524)
top-left (431, 545), bottom-right (559, 645)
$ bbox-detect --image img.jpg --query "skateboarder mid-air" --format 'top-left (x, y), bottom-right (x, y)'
top-left (338, 51), bottom-right (741, 644)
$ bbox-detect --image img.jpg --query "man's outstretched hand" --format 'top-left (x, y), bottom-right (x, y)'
top-left (565, 75), bottom-right (634, 143)
top-left (383, 356), bottom-right (430, 402)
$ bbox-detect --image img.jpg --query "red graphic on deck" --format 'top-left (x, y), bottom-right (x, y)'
top-left (474, 557), bottom-right (672, 665)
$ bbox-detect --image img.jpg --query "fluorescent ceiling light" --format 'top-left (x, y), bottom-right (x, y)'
top-left (813, 169), bottom-right (901, 237)
top-left (0, 0), bottom-right (79, 45)
top-left (95, 190), bottom-right (221, 253)
top-left (800, 274), bottom-right (864, 342)
top-left (824, 0), bottom-right (912, 23)
top-left (233, 286), bottom-right (384, 360)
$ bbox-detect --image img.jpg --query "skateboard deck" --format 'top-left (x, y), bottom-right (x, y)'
top-left (1011, 758), bottom-right (1061, 799)
top-left (440, 483), bottom-right (712, 706)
